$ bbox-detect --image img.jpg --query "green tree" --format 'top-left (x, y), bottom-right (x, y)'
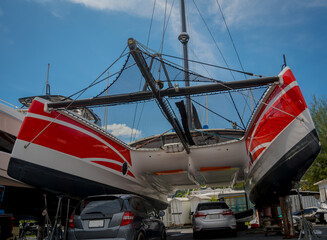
top-left (301, 95), bottom-right (327, 191)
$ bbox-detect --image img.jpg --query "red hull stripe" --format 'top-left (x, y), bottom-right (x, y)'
top-left (25, 100), bottom-right (132, 165)
top-left (19, 117), bottom-right (127, 165)
top-left (246, 68), bottom-right (307, 162)
top-left (92, 161), bottom-right (122, 173)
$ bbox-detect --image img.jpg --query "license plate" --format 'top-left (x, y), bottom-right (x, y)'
top-left (208, 214), bottom-right (220, 219)
top-left (89, 219), bottom-right (104, 228)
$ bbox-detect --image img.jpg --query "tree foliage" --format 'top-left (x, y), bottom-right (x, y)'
top-left (301, 95), bottom-right (327, 191)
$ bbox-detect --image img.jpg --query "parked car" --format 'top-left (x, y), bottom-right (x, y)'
top-left (292, 207), bottom-right (318, 222)
top-left (191, 201), bottom-right (237, 238)
top-left (67, 194), bottom-right (166, 240)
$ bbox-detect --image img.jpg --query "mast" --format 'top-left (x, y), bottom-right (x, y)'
top-left (179, 0), bottom-right (193, 129)
top-left (46, 63), bottom-right (50, 97)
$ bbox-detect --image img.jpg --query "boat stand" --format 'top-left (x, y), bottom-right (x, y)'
top-left (45, 195), bottom-right (71, 240)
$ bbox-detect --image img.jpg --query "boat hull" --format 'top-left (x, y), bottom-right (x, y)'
top-left (0, 102), bottom-right (29, 188)
top-left (245, 67), bottom-right (320, 206)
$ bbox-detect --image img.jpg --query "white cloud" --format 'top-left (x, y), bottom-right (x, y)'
top-left (105, 123), bottom-right (142, 138)
top-left (66, 0), bottom-right (162, 18)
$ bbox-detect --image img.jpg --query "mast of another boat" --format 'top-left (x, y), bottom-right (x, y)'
top-left (104, 71), bottom-right (109, 131)
top-left (179, 0), bottom-right (193, 129)
top-left (46, 63), bottom-right (50, 97)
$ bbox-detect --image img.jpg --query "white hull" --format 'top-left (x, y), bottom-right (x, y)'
top-left (0, 102), bottom-right (29, 188)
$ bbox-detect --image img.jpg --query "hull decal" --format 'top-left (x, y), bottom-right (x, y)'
top-left (200, 166), bottom-right (231, 172)
top-left (246, 68), bottom-right (308, 163)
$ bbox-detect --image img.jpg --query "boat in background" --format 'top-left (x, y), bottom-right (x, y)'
top-left (0, 100), bottom-right (27, 188)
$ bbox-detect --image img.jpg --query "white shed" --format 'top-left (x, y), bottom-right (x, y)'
top-left (189, 195), bottom-right (211, 212)
top-left (315, 179), bottom-right (327, 202)
top-left (170, 197), bottom-right (191, 226)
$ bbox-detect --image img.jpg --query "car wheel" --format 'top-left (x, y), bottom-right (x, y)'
top-left (160, 228), bottom-right (166, 240)
top-left (136, 231), bottom-right (145, 240)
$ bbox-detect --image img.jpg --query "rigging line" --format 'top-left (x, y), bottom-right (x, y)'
top-left (192, 0), bottom-right (245, 129)
top-left (138, 42), bottom-right (262, 77)
top-left (139, 48), bottom-right (226, 84)
top-left (237, 87), bottom-right (301, 121)
top-left (161, 53), bottom-right (262, 77)
top-left (191, 98), bottom-right (244, 130)
top-left (146, 0), bottom-right (157, 46)
top-left (96, 53), bottom-right (131, 97)
top-left (132, 0), bottom-right (157, 141)
top-left (192, 0), bottom-right (234, 80)
top-left (216, 0), bottom-right (246, 79)
top-left (188, 45), bottom-right (238, 117)
top-left (25, 47), bottom-right (129, 149)
top-left (95, 54), bottom-right (154, 97)
top-left (216, 0), bottom-right (253, 117)
top-left (160, 0), bottom-right (168, 54)
top-left (67, 49), bottom-right (129, 99)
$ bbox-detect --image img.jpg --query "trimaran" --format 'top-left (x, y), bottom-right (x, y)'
top-left (8, 1), bottom-right (320, 210)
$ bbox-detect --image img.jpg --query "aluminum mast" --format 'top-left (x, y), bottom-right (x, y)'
top-left (178, 0), bottom-right (193, 129)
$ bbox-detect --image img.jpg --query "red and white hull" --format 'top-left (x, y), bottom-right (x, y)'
top-left (245, 67), bottom-right (320, 206)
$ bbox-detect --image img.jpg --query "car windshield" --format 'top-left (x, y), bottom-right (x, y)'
top-left (198, 202), bottom-right (229, 211)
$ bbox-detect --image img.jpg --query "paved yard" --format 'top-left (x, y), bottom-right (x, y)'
top-left (167, 224), bottom-right (327, 239)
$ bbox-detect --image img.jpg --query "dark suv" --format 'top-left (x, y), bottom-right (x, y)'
top-left (67, 194), bottom-right (166, 240)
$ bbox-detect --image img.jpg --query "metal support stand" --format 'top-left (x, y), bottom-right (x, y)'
top-left (63, 198), bottom-right (71, 240)
top-left (50, 196), bottom-right (63, 240)
top-left (297, 184), bottom-right (319, 240)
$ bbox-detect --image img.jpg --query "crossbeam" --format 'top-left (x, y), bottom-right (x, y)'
top-left (47, 76), bottom-right (280, 109)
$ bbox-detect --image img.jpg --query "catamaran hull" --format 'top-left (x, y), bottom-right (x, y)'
top-left (245, 67), bottom-right (320, 206)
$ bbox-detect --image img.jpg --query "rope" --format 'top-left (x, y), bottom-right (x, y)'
top-left (67, 46), bottom-right (128, 100)
top-left (192, 99), bottom-right (244, 130)
top-left (131, 0), bottom-right (157, 142)
top-left (138, 42), bottom-right (262, 77)
top-left (216, 0), bottom-right (247, 79)
top-left (192, 0), bottom-right (246, 129)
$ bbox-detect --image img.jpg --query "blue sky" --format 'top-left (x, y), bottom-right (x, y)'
top-left (1, 0), bottom-right (327, 142)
